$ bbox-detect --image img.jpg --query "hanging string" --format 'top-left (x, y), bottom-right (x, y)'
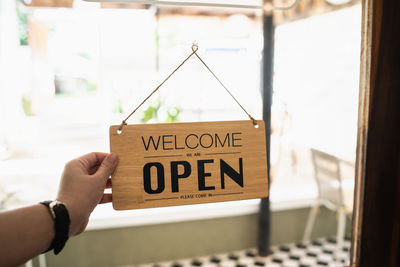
top-left (190, 45), bottom-right (257, 125)
top-left (118, 46), bottom-right (199, 132)
top-left (118, 44), bottom-right (257, 132)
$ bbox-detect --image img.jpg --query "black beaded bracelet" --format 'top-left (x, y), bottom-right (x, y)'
top-left (40, 200), bottom-right (71, 254)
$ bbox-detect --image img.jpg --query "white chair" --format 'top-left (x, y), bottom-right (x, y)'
top-left (302, 148), bottom-right (354, 257)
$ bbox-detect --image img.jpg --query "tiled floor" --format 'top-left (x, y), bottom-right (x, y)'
top-left (137, 237), bottom-right (350, 267)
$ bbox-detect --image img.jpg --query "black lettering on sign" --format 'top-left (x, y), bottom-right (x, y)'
top-left (215, 133), bottom-right (230, 147)
top-left (232, 132), bottom-right (242, 147)
top-left (171, 161), bottom-right (191, 192)
top-left (143, 162), bottom-right (165, 194)
top-left (142, 159), bottom-right (244, 195)
top-left (162, 135), bottom-right (173, 150)
top-left (185, 134), bottom-right (199, 149)
top-left (142, 136), bottom-right (161, 151)
top-left (199, 133), bottom-right (213, 148)
top-left (198, 159), bottom-right (215, 191)
top-left (174, 135), bottom-right (184, 150)
top-left (220, 158), bottom-right (243, 189)
top-left (141, 132), bottom-right (243, 151)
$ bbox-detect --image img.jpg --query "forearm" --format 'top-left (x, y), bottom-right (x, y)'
top-left (0, 204), bottom-right (54, 267)
top-left (0, 152), bottom-right (117, 266)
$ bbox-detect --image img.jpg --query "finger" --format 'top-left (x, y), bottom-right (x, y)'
top-left (89, 164), bottom-right (101, 175)
top-left (78, 152), bottom-right (109, 172)
top-left (106, 178), bottom-right (112, 188)
top-left (99, 193), bottom-right (112, 204)
top-left (94, 153), bottom-right (119, 179)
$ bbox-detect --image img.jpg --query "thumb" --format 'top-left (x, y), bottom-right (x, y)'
top-left (95, 153), bottom-right (118, 179)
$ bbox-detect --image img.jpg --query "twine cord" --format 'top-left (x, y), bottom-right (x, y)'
top-left (191, 46), bottom-right (257, 126)
top-left (119, 44), bottom-right (257, 132)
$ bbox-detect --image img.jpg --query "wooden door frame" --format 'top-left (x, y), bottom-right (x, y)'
top-left (351, 0), bottom-right (400, 266)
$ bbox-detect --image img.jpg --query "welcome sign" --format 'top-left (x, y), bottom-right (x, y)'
top-left (110, 120), bottom-right (268, 210)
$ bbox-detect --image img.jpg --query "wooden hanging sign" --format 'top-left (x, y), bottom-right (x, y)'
top-left (110, 120), bottom-right (268, 210)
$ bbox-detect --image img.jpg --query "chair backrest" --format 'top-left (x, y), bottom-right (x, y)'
top-left (311, 148), bottom-right (344, 209)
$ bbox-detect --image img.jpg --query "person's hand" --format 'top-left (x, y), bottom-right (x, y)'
top-left (56, 152), bottom-right (118, 236)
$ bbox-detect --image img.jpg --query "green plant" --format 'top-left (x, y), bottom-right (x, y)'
top-left (141, 98), bottom-right (181, 123)
top-left (22, 95), bottom-right (32, 116)
top-left (113, 99), bottom-right (124, 114)
top-left (16, 1), bottom-right (28, 46)
top-left (165, 106), bottom-right (182, 123)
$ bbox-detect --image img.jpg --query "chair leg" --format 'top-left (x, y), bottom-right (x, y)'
top-left (335, 208), bottom-right (346, 260)
top-left (25, 260), bottom-right (33, 267)
top-left (39, 254), bottom-right (47, 267)
top-left (302, 200), bottom-right (319, 242)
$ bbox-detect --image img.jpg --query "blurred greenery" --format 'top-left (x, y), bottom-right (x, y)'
top-left (113, 99), bottom-right (124, 114)
top-left (140, 98), bottom-right (181, 123)
top-left (165, 106), bottom-right (182, 123)
top-left (16, 1), bottom-right (29, 46)
top-left (87, 81), bottom-right (97, 92)
top-left (55, 89), bottom-right (96, 98)
top-left (76, 52), bottom-right (91, 60)
top-left (141, 103), bottom-right (159, 122)
top-left (21, 95), bottom-right (32, 116)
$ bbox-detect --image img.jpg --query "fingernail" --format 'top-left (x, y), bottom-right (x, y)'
top-left (108, 153), bottom-right (118, 166)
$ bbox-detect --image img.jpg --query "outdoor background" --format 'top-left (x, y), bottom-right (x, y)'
top-left (0, 0), bottom-right (359, 226)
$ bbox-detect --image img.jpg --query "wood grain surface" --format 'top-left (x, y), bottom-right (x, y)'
top-left (355, 0), bottom-right (400, 266)
top-left (110, 120), bottom-right (268, 210)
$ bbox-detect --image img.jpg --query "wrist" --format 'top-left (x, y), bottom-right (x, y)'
top-left (56, 196), bottom-right (86, 236)
top-left (40, 200), bottom-right (70, 254)
top-left (37, 204), bottom-right (56, 252)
